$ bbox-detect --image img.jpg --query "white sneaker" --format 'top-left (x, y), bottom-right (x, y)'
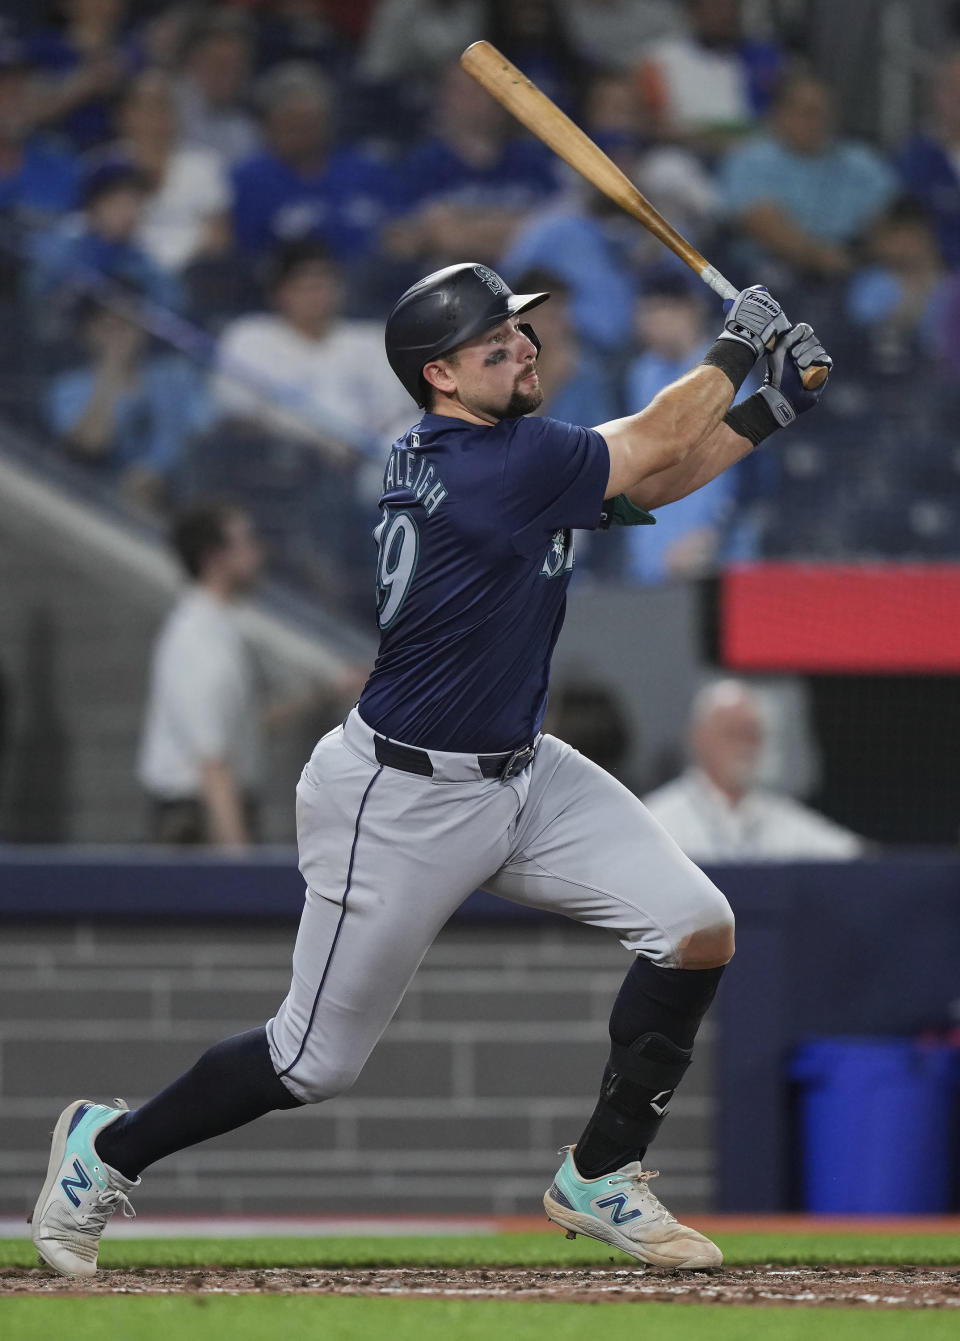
top-left (544, 1145), bottom-right (722, 1270)
top-left (30, 1099), bottom-right (138, 1276)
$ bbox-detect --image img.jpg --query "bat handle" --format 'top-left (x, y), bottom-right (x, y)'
top-left (699, 264), bottom-right (738, 302)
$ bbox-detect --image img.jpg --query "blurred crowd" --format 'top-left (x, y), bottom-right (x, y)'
top-left (3, 0), bottom-right (960, 604)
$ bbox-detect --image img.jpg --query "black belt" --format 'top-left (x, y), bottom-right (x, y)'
top-left (373, 734), bottom-right (538, 781)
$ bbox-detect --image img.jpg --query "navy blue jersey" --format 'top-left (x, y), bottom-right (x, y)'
top-left (358, 412), bottom-right (610, 752)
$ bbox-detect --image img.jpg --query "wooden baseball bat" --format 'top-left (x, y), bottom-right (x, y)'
top-left (460, 40), bottom-right (827, 389)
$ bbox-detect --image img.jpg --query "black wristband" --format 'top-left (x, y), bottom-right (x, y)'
top-left (701, 337), bottom-right (757, 392)
top-left (723, 391), bottom-right (781, 447)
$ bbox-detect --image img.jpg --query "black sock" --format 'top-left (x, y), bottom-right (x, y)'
top-left (574, 958), bottom-right (725, 1180)
top-left (95, 1027), bottom-right (302, 1181)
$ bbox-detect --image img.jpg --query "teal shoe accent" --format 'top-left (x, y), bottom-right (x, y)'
top-left (60, 1103), bottom-right (116, 1200)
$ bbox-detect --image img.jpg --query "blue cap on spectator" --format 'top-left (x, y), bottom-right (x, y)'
top-left (80, 151), bottom-right (149, 207)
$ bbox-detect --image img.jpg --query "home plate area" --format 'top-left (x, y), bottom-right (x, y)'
top-left (4, 1265), bottom-right (960, 1307)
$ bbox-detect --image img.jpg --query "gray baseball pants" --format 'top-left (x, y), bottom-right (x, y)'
top-left (267, 709), bottom-right (732, 1103)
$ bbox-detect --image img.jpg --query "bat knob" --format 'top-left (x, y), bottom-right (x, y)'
top-left (801, 364), bottom-right (829, 390)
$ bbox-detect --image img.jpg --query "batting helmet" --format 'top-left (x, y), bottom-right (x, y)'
top-left (384, 262), bottom-right (550, 406)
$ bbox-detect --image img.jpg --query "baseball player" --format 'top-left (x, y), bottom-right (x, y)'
top-left (31, 263), bottom-right (831, 1275)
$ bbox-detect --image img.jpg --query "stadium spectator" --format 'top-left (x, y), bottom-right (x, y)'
top-left (318, 0), bottom-right (380, 43)
top-left (211, 239), bottom-right (410, 459)
top-left (719, 71), bottom-right (897, 286)
top-left (556, 0), bottom-right (682, 70)
top-left (846, 199), bottom-right (951, 375)
top-left (582, 68), bottom-right (719, 252)
top-left (514, 267), bottom-right (619, 425)
top-left (45, 290), bottom-right (211, 510)
top-left (501, 66), bottom-right (716, 352)
top-left (137, 501), bottom-right (353, 846)
top-left (25, 0), bottom-right (141, 152)
top-left (483, 0), bottom-right (581, 110)
top-left (500, 187), bottom-right (639, 353)
top-left (251, 0), bottom-right (351, 79)
top-left (387, 62), bottom-right (560, 271)
top-left (359, 0), bottom-right (485, 86)
top-left (0, 39), bottom-right (79, 224)
top-left (28, 152), bottom-right (182, 314)
top-left (643, 680), bottom-right (865, 861)
top-left (230, 62), bottom-right (402, 263)
top-left (115, 69), bottom-right (232, 273)
top-left (173, 9), bottom-right (261, 168)
top-left (137, 503), bottom-right (267, 847)
top-left (896, 50), bottom-right (960, 269)
top-left (636, 0), bottom-right (783, 150)
top-left (622, 274), bottom-right (760, 584)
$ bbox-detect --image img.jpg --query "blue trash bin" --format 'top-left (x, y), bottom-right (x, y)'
top-left (790, 1037), bottom-right (958, 1213)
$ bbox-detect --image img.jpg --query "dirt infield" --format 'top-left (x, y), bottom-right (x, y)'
top-left (4, 1265), bottom-right (960, 1308)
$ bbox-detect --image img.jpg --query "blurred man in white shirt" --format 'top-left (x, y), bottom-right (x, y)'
top-left (212, 239), bottom-right (411, 460)
top-left (138, 503), bottom-right (264, 847)
top-left (644, 679), bottom-right (864, 861)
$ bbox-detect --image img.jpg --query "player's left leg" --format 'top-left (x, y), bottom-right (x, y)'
top-left (32, 714), bottom-right (522, 1275)
top-left (485, 734), bottom-right (732, 1268)
top-left (28, 1027), bottom-right (297, 1276)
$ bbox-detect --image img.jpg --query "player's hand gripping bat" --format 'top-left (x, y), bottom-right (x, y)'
top-left (460, 40), bottom-right (828, 390)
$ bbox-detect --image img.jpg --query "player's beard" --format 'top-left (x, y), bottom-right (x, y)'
top-left (499, 373), bottom-right (544, 420)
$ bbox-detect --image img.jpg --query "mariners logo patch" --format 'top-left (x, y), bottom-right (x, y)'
top-left (541, 528), bottom-right (574, 579)
top-left (473, 264), bottom-right (506, 296)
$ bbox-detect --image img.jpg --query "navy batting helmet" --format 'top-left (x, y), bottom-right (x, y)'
top-left (384, 262), bottom-right (550, 406)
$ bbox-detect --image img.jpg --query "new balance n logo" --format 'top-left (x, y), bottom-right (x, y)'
top-left (61, 1158), bottom-right (92, 1207)
top-left (596, 1193), bottom-right (643, 1225)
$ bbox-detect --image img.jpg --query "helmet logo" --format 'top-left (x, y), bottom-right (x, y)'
top-left (473, 265), bottom-right (506, 296)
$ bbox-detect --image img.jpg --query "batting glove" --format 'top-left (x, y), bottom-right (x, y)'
top-left (759, 322), bottom-right (833, 426)
top-left (719, 285), bottom-right (792, 359)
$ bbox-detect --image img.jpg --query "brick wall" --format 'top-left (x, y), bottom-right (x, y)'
top-left (0, 920), bottom-right (716, 1219)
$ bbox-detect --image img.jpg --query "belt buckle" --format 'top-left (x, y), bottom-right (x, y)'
top-left (499, 742), bottom-right (536, 781)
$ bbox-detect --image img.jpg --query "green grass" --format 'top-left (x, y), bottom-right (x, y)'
top-left (4, 1233), bottom-right (958, 1341)
top-left (0, 1297), bottom-right (958, 1341)
top-left (2, 1230), bottom-right (960, 1269)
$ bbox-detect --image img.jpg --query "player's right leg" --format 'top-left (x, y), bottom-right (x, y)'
top-left (486, 734), bottom-right (731, 1268)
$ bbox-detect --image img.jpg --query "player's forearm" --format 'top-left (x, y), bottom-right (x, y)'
top-left (598, 363), bottom-right (738, 497)
top-left (199, 760), bottom-right (251, 849)
top-left (624, 420), bottom-right (754, 512)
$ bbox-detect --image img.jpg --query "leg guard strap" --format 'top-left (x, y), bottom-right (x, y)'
top-left (574, 1033), bottom-right (694, 1174)
top-left (609, 1031), bottom-right (693, 1097)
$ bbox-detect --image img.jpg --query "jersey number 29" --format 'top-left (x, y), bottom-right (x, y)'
top-left (374, 510), bottom-right (419, 629)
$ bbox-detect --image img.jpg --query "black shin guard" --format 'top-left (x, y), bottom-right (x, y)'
top-left (573, 1032), bottom-right (692, 1179)
top-left (574, 958), bottom-right (726, 1180)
